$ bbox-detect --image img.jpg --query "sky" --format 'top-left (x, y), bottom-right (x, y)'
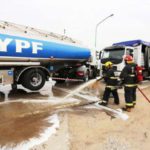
top-left (0, 0), bottom-right (150, 50)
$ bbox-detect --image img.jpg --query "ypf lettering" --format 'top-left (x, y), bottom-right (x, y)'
top-left (0, 38), bottom-right (13, 52)
top-left (15, 40), bottom-right (43, 53)
top-left (32, 42), bottom-right (43, 54)
top-left (0, 37), bottom-right (43, 53)
top-left (15, 40), bottom-right (30, 53)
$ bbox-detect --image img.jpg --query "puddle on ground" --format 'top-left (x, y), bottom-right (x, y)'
top-left (0, 102), bottom-right (53, 146)
top-left (0, 113), bottom-right (59, 150)
top-left (0, 112), bottom-right (51, 147)
top-left (0, 100), bottom-right (65, 150)
top-left (0, 96), bottom-right (82, 149)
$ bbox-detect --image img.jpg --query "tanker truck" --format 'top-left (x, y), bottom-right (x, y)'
top-left (0, 21), bottom-right (97, 91)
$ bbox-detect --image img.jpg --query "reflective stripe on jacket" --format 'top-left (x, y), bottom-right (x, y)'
top-left (124, 84), bottom-right (137, 87)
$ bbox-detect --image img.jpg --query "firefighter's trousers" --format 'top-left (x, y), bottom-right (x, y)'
top-left (124, 86), bottom-right (137, 107)
top-left (102, 87), bottom-right (119, 104)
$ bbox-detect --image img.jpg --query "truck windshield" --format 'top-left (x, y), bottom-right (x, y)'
top-left (101, 48), bottom-right (125, 64)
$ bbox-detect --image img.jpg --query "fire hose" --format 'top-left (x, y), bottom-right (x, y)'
top-left (137, 86), bottom-right (150, 103)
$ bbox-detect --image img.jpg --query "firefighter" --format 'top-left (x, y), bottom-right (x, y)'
top-left (99, 61), bottom-right (119, 106)
top-left (120, 55), bottom-right (137, 112)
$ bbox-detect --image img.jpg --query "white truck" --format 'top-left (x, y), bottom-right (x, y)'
top-left (0, 21), bottom-right (98, 91)
top-left (99, 40), bottom-right (150, 78)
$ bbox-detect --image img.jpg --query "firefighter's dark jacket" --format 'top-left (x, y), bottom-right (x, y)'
top-left (104, 68), bottom-right (118, 86)
top-left (120, 63), bottom-right (137, 85)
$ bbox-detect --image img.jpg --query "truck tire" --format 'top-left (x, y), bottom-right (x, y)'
top-left (21, 69), bottom-right (46, 91)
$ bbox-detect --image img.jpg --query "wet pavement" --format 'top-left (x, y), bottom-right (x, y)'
top-left (0, 99), bottom-right (87, 149)
top-left (0, 79), bottom-right (128, 149)
top-left (0, 80), bottom-right (96, 149)
top-left (0, 99), bottom-right (58, 149)
top-left (0, 109), bottom-right (52, 148)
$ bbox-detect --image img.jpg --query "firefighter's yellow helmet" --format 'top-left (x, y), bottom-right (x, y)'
top-left (104, 61), bottom-right (113, 67)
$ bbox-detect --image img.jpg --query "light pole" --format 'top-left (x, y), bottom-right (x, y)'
top-left (95, 14), bottom-right (114, 48)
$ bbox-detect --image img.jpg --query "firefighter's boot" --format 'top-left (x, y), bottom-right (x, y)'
top-left (133, 101), bottom-right (136, 108)
top-left (122, 106), bottom-right (132, 112)
top-left (114, 100), bottom-right (120, 105)
top-left (98, 100), bottom-right (108, 106)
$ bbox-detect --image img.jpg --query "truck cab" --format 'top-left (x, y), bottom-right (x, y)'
top-left (100, 40), bottom-right (150, 78)
top-left (100, 45), bottom-right (134, 76)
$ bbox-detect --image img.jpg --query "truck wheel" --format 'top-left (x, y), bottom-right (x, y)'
top-left (21, 69), bottom-right (46, 91)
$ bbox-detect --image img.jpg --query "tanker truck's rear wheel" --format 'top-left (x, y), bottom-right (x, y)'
top-left (21, 69), bottom-right (46, 91)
